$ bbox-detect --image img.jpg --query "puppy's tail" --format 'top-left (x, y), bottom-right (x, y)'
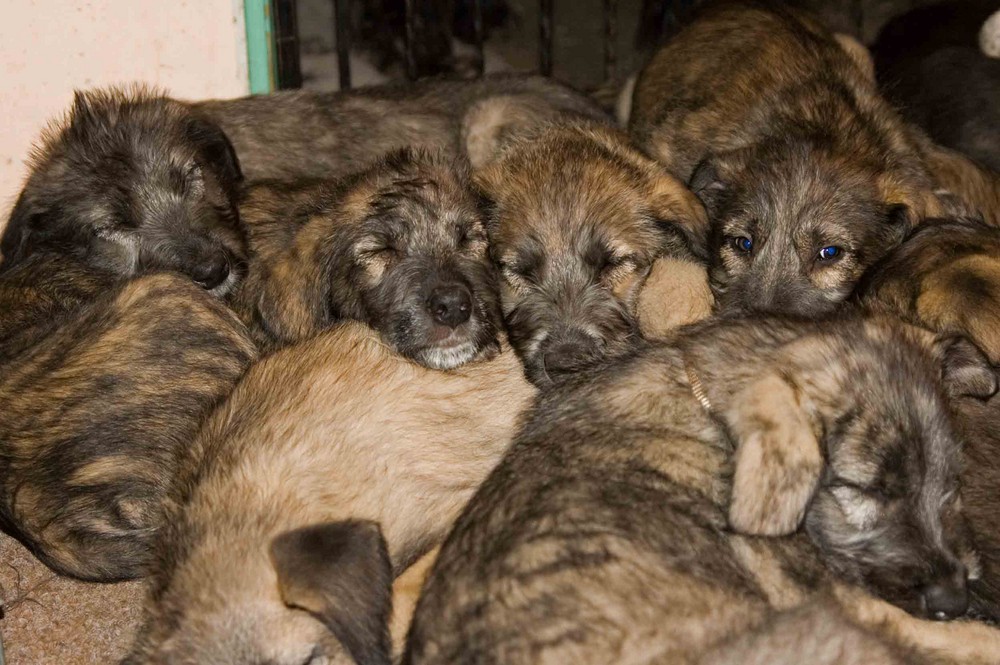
top-left (270, 520), bottom-right (393, 665)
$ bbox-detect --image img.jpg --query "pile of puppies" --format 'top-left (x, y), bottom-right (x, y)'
top-left (2, 2), bottom-right (1000, 663)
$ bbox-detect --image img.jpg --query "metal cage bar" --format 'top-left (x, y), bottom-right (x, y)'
top-left (334, 0), bottom-right (352, 89)
top-left (539, 0), bottom-right (554, 77)
top-left (319, 0), bottom-right (656, 91)
top-left (273, 0), bottom-right (304, 89)
top-left (472, 0), bottom-right (485, 76)
top-left (404, 0), bottom-right (418, 80)
top-left (603, 0), bottom-right (618, 83)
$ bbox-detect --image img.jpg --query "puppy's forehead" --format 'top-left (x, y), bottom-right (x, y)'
top-left (491, 147), bottom-right (660, 255)
top-left (738, 150), bottom-right (883, 233)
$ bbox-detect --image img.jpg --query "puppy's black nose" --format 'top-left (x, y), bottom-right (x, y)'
top-left (541, 331), bottom-right (601, 377)
top-left (427, 284), bottom-right (472, 328)
top-left (923, 581), bottom-right (968, 620)
top-left (192, 254), bottom-right (231, 290)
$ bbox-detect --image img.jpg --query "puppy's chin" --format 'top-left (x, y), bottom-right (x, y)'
top-left (416, 340), bottom-right (486, 370)
top-left (396, 318), bottom-right (500, 370)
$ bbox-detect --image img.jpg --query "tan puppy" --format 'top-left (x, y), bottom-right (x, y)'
top-left (123, 323), bottom-right (534, 665)
top-left (472, 117), bottom-right (708, 384)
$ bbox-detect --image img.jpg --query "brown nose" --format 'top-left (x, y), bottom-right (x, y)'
top-left (923, 580), bottom-right (968, 620)
top-left (427, 284), bottom-right (472, 328)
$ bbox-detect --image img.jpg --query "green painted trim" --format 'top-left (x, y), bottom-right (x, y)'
top-left (244, 0), bottom-right (275, 94)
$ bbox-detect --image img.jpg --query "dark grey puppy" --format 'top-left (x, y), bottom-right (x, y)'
top-left (872, 2), bottom-right (1000, 172)
top-left (2, 87), bottom-right (245, 295)
top-left (231, 149), bottom-right (500, 369)
top-left (194, 73), bottom-right (609, 182)
top-left (0, 253), bottom-right (255, 581)
top-left (406, 315), bottom-right (993, 664)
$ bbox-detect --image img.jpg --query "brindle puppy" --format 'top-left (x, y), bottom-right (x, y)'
top-left (629, 2), bottom-right (947, 316)
top-left (194, 73), bottom-right (609, 182)
top-left (230, 149), bottom-right (501, 368)
top-left (0, 254), bottom-right (255, 581)
top-left (122, 322), bottom-right (534, 665)
top-left (2, 86), bottom-right (245, 295)
top-left (472, 120), bottom-right (708, 384)
top-left (406, 316), bottom-right (996, 664)
top-left (854, 216), bottom-right (1000, 364)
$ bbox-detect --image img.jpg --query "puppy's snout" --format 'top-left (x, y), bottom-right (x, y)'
top-left (923, 579), bottom-right (968, 620)
top-left (541, 330), bottom-right (601, 377)
top-left (192, 253), bottom-right (231, 290)
top-left (427, 284), bottom-right (473, 328)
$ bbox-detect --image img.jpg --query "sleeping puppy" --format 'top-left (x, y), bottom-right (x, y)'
top-left (230, 149), bottom-right (501, 369)
top-left (629, 2), bottom-right (948, 317)
top-left (0, 253), bottom-right (255, 581)
top-left (2, 86), bottom-right (245, 296)
top-left (122, 321), bottom-right (534, 665)
top-left (470, 117), bottom-right (708, 384)
top-left (406, 315), bottom-right (998, 664)
top-left (194, 73), bottom-right (609, 182)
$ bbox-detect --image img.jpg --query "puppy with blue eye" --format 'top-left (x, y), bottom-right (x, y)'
top-left (628, 2), bottom-right (953, 317)
top-left (230, 149), bottom-right (501, 369)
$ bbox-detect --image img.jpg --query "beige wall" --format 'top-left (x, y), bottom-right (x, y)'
top-left (0, 0), bottom-right (249, 223)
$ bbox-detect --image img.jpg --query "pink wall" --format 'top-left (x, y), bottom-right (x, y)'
top-left (0, 0), bottom-right (250, 225)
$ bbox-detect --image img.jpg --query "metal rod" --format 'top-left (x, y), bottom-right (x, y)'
top-left (473, 0), bottom-right (485, 76)
top-left (539, 0), bottom-right (554, 76)
top-left (334, 0), bottom-right (351, 90)
top-left (603, 0), bottom-right (618, 83)
top-left (405, 0), bottom-right (418, 80)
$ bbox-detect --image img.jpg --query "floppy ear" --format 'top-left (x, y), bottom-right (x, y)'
top-left (648, 170), bottom-right (710, 261)
top-left (185, 115), bottom-right (243, 200)
top-left (880, 202), bottom-right (912, 248)
top-left (935, 335), bottom-right (999, 399)
top-left (688, 155), bottom-right (734, 219)
top-left (255, 252), bottom-right (331, 345)
top-left (1, 194), bottom-right (38, 265)
top-left (270, 520), bottom-right (392, 665)
top-left (462, 95), bottom-right (559, 169)
top-left (834, 33), bottom-right (875, 82)
top-left (723, 372), bottom-right (823, 536)
top-left (636, 257), bottom-right (714, 339)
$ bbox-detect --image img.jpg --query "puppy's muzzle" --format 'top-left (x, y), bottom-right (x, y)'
top-left (191, 251), bottom-right (233, 290)
top-left (540, 328), bottom-right (602, 377)
top-left (923, 577), bottom-right (969, 621)
top-left (427, 283), bottom-right (473, 329)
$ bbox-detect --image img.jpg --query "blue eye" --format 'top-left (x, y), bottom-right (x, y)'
top-left (732, 236), bottom-right (753, 253)
top-left (818, 246), bottom-right (841, 261)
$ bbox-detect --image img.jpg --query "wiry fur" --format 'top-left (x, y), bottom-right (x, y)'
top-left (194, 73), bottom-right (609, 182)
top-left (230, 149), bottom-right (502, 369)
top-left (0, 255), bottom-right (255, 581)
top-left (123, 322), bottom-right (534, 664)
top-left (475, 120), bottom-right (709, 384)
top-left (855, 216), bottom-right (1000, 364)
top-left (2, 85), bottom-right (246, 295)
top-left (629, 2), bottom-right (947, 316)
top-left (406, 315), bottom-right (996, 664)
